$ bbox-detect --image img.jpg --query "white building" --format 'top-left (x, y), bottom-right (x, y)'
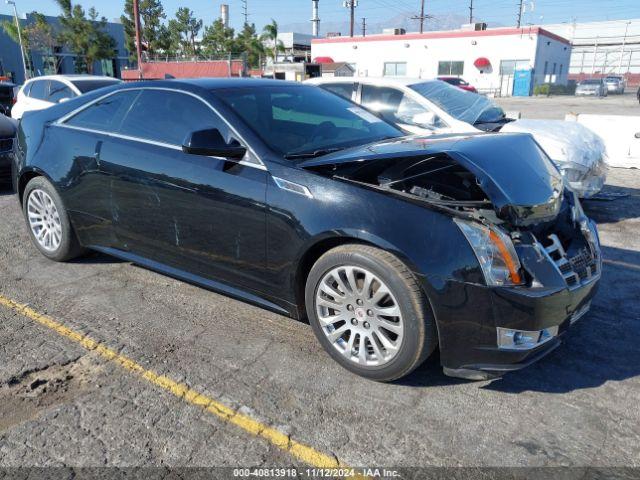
top-left (543, 18), bottom-right (640, 75)
top-left (311, 26), bottom-right (572, 96)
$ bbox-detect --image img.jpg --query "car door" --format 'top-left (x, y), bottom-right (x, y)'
top-left (359, 84), bottom-right (447, 135)
top-left (98, 88), bottom-right (268, 291)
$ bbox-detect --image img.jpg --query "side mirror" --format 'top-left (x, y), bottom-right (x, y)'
top-left (182, 128), bottom-right (247, 160)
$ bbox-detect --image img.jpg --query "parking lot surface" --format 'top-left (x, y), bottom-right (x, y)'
top-left (495, 92), bottom-right (640, 119)
top-left (0, 167), bottom-right (639, 469)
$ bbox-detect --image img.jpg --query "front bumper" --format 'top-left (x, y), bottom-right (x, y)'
top-left (430, 276), bottom-right (599, 379)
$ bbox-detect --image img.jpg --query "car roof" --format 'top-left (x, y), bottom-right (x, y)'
top-left (25, 75), bottom-right (120, 83)
top-left (307, 76), bottom-right (435, 87)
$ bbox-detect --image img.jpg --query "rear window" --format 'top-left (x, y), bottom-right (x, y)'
top-left (581, 79), bottom-right (601, 85)
top-left (70, 79), bottom-right (122, 94)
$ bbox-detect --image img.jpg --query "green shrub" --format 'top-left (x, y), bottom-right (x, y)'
top-left (533, 83), bottom-right (576, 96)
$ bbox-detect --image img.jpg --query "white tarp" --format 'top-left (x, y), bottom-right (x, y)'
top-left (564, 114), bottom-right (640, 169)
top-left (501, 119), bottom-right (608, 198)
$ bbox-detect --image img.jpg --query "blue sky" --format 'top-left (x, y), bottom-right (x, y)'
top-left (3, 0), bottom-right (640, 32)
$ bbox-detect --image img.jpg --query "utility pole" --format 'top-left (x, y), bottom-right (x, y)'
top-left (311, 0), bottom-right (320, 37)
top-left (361, 17), bottom-right (366, 36)
top-left (516, 0), bottom-right (524, 28)
top-left (469, 0), bottom-right (474, 24)
top-left (343, 0), bottom-right (357, 37)
top-left (241, 0), bottom-right (248, 25)
top-left (132, 0), bottom-right (143, 79)
top-left (5, 0), bottom-right (28, 82)
top-left (411, 0), bottom-right (431, 34)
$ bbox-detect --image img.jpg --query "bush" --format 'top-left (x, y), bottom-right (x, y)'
top-left (534, 83), bottom-right (576, 96)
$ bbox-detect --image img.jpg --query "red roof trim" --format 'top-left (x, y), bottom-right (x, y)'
top-left (311, 27), bottom-right (570, 46)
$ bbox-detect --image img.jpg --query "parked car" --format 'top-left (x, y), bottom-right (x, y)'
top-left (13, 79), bottom-right (601, 382)
top-left (0, 81), bottom-right (17, 116)
top-left (0, 113), bottom-right (16, 184)
top-left (11, 74), bottom-right (122, 120)
top-left (307, 77), bottom-right (608, 198)
top-left (437, 76), bottom-right (477, 93)
top-left (575, 79), bottom-right (608, 97)
top-left (603, 75), bottom-right (625, 94)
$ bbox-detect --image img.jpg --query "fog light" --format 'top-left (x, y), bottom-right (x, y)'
top-left (497, 326), bottom-right (559, 351)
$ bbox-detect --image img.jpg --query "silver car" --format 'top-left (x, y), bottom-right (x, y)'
top-left (575, 79), bottom-right (608, 97)
top-left (604, 76), bottom-right (625, 94)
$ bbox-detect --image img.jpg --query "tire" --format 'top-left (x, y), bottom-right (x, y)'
top-left (305, 244), bottom-right (437, 382)
top-left (22, 176), bottom-right (85, 262)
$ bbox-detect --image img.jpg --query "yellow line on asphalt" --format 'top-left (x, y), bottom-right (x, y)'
top-left (0, 294), bottom-right (348, 470)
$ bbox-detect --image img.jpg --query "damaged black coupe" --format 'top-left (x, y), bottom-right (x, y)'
top-left (12, 80), bottom-right (601, 381)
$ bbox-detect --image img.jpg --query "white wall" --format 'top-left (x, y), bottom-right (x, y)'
top-left (312, 29), bottom-right (571, 94)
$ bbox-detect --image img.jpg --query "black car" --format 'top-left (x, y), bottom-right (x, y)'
top-left (0, 82), bottom-right (17, 116)
top-left (12, 79), bottom-right (601, 382)
top-left (0, 113), bottom-right (16, 184)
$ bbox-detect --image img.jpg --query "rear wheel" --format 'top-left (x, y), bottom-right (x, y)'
top-left (22, 177), bottom-right (85, 262)
top-left (305, 244), bottom-right (437, 382)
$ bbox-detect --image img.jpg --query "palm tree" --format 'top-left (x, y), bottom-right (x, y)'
top-left (260, 19), bottom-right (284, 78)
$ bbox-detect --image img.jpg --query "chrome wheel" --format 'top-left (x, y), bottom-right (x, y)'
top-left (27, 189), bottom-right (62, 252)
top-left (315, 266), bottom-right (404, 367)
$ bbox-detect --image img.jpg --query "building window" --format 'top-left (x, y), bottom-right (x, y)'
top-left (438, 61), bottom-right (464, 76)
top-left (383, 62), bottom-right (407, 76)
top-left (559, 64), bottom-right (563, 77)
top-left (500, 59), bottom-right (530, 76)
top-left (552, 63), bottom-right (557, 75)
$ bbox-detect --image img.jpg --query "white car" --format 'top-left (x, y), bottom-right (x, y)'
top-left (11, 75), bottom-right (122, 120)
top-left (306, 76), bottom-right (608, 198)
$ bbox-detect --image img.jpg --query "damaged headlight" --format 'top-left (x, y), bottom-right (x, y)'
top-left (559, 161), bottom-right (590, 183)
top-left (455, 219), bottom-right (524, 286)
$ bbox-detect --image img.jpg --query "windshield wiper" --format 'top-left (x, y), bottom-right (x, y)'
top-left (284, 147), bottom-right (345, 160)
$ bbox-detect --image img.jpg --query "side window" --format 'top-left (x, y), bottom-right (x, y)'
top-left (65, 90), bottom-right (140, 131)
top-left (22, 82), bottom-right (33, 98)
top-left (29, 80), bottom-right (48, 100)
top-left (48, 81), bottom-right (75, 103)
top-left (321, 83), bottom-right (355, 101)
top-left (361, 85), bottom-right (444, 130)
top-left (118, 90), bottom-right (226, 146)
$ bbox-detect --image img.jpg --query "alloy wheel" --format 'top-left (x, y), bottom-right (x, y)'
top-left (27, 189), bottom-right (62, 252)
top-left (315, 265), bottom-right (404, 367)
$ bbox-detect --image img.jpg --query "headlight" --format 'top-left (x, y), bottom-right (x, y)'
top-left (455, 219), bottom-right (524, 286)
top-left (559, 162), bottom-right (590, 183)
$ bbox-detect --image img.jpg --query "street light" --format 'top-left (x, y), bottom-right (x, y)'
top-left (6, 0), bottom-right (29, 82)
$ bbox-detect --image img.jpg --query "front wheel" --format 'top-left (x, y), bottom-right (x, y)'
top-left (305, 244), bottom-right (438, 382)
top-left (22, 176), bottom-right (85, 262)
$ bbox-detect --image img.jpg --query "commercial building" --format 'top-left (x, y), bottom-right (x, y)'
top-left (0, 12), bottom-right (130, 84)
top-left (311, 26), bottom-right (572, 96)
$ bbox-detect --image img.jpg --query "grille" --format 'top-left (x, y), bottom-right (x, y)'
top-left (544, 234), bottom-right (598, 289)
top-left (0, 138), bottom-right (13, 154)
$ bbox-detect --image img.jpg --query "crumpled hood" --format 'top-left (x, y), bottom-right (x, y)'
top-left (300, 133), bottom-right (565, 226)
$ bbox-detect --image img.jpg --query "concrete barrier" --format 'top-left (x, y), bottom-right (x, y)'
top-left (565, 113), bottom-right (640, 169)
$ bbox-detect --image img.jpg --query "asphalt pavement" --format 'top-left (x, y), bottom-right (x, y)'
top-left (0, 168), bottom-right (639, 471)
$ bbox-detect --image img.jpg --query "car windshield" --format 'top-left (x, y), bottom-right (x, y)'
top-left (581, 79), bottom-right (601, 85)
top-left (410, 81), bottom-right (505, 125)
top-left (71, 79), bottom-right (122, 93)
top-left (215, 85), bottom-right (403, 158)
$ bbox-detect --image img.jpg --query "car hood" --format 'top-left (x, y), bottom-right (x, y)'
top-left (300, 133), bottom-right (565, 226)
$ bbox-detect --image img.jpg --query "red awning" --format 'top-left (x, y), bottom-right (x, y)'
top-left (474, 57), bottom-right (491, 69)
top-left (313, 56), bottom-right (335, 64)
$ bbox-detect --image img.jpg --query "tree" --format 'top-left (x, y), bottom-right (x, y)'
top-left (1, 12), bottom-right (63, 76)
top-left (236, 23), bottom-right (264, 68)
top-left (121, 0), bottom-right (166, 60)
top-left (201, 19), bottom-right (235, 58)
top-left (155, 23), bottom-right (180, 58)
top-left (168, 7), bottom-right (202, 57)
top-left (55, 0), bottom-right (116, 74)
top-left (260, 19), bottom-right (284, 76)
